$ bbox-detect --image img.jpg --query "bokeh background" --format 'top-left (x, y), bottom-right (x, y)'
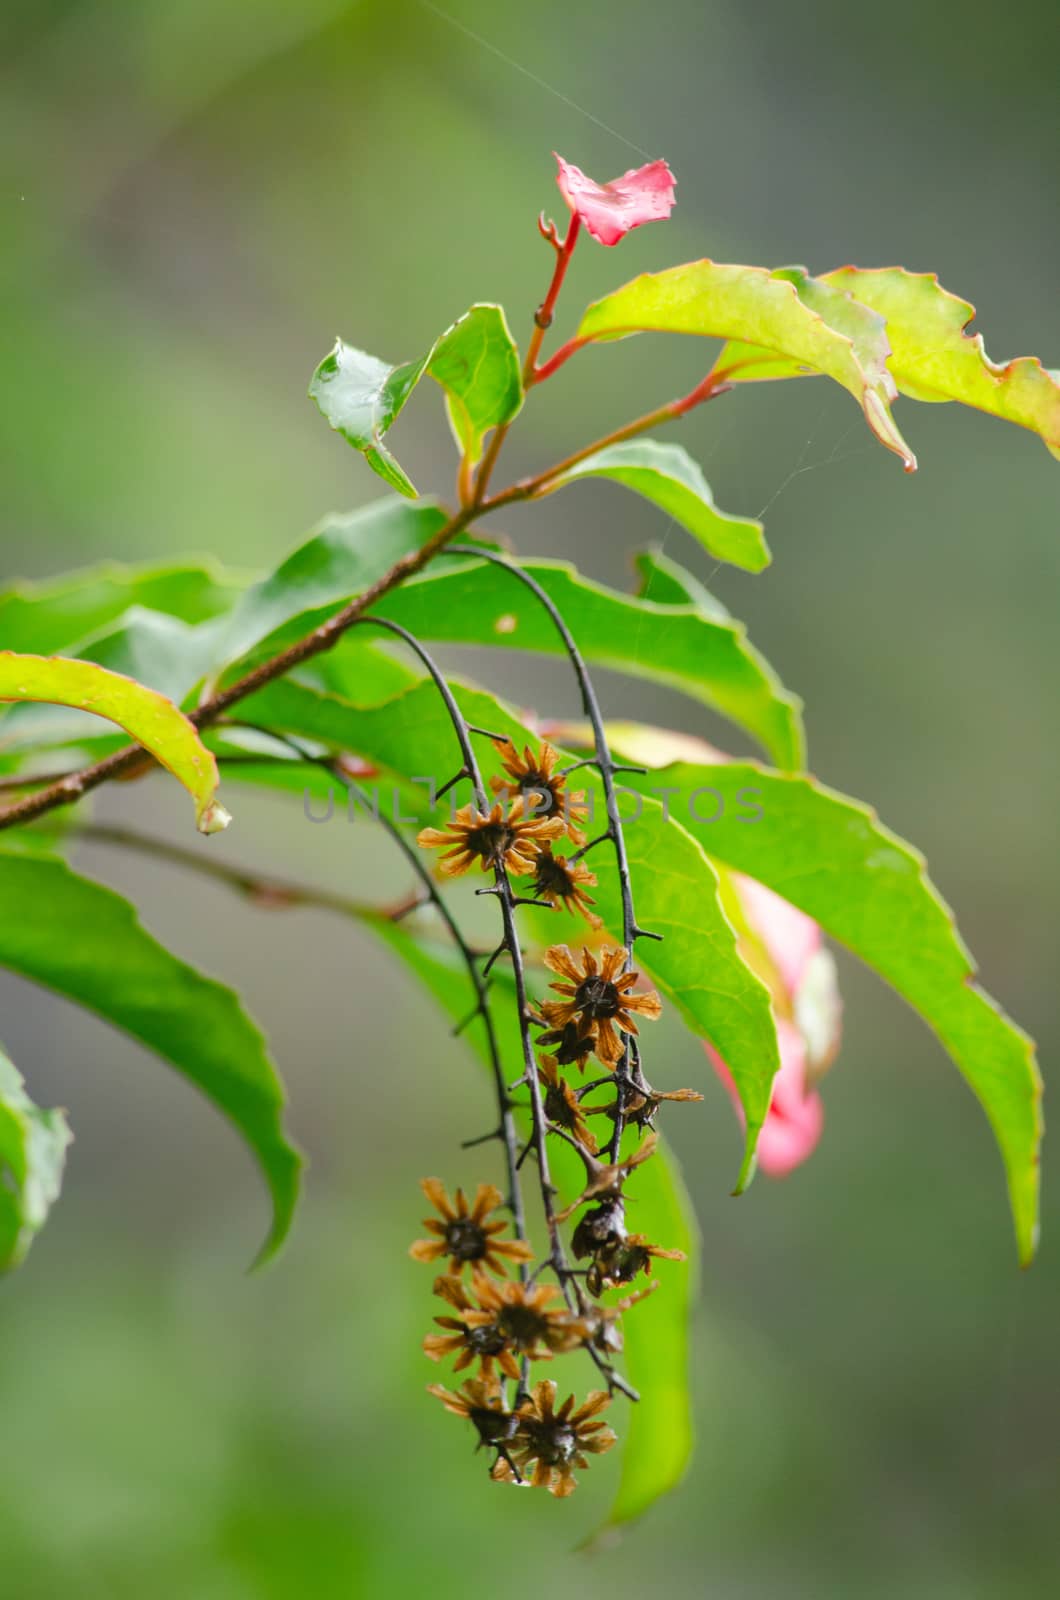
top-left (2, 1), bottom-right (1058, 1595)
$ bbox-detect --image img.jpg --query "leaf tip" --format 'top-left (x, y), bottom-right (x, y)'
top-left (197, 799), bottom-right (232, 835)
top-left (732, 1139), bottom-right (758, 1196)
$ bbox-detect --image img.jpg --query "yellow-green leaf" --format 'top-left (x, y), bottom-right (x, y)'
top-left (576, 260), bottom-right (917, 471)
top-left (821, 268), bottom-right (1060, 458)
top-left (0, 653), bottom-right (229, 833)
top-left (714, 265), bottom-right (1060, 460)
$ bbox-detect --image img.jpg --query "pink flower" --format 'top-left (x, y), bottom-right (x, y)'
top-left (554, 153), bottom-right (676, 246)
top-left (706, 876), bottom-right (842, 1178)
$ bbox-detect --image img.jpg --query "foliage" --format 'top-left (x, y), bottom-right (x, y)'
top-left (0, 151), bottom-right (1053, 1532)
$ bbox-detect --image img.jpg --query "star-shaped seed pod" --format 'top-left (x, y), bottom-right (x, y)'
top-left (409, 1179), bottom-right (533, 1278)
top-left (529, 845), bottom-right (602, 928)
top-left (490, 738), bottom-right (590, 847)
top-left (491, 1380), bottom-right (616, 1496)
top-left (537, 1054), bottom-right (598, 1153)
top-left (538, 944), bottom-right (662, 1067)
top-left (417, 797), bottom-right (564, 877)
top-left (586, 1231), bottom-right (686, 1297)
top-left (426, 1376), bottom-right (517, 1448)
top-left (423, 1274), bottom-right (522, 1381)
top-left (554, 1132), bottom-right (659, 1223)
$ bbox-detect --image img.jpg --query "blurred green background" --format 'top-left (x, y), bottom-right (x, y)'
top-left (1, 1), bottom-right (1058, 1594)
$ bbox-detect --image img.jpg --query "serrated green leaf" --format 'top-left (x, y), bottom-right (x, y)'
top-left (821, 268), bottom-right (1060, 457)
top-left (0, 1041), bottom-right (72, 1272)
top-left (611, 751), bottom-right (1042, 1263)
top-left (0, 852), bottom-right (301, 1264)
top-left (371, 555), bottom-right (805, 771)
top-left (714, 265), bottom-right (1060, 460)
top-left (0, 652), bottom-right (229, 833)
top-left (232, 675), bottom-right (782, 1181)
top-left (713, 264), bottom-right (895, 393)
top-left (539, 439), bottom-right (770, 573)
top-left (310, 306), bottom-right (523, 491)
top-left (577, 260), bottom-right (916, 471)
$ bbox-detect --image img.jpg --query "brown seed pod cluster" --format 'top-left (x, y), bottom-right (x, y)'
top-left (412, 737), bottom-right (701, 1495)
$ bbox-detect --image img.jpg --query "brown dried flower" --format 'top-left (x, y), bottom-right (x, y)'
top-left (490, 739), bottom-right (590, 846)
top-left (537, 1054), bottom-right (597, 1153)
top-left (491, 1380), bottom-right (616, 1496)
top-left (462, 1275), bottom-right (569, 1363)
top-left (417, 797), bottom-right (563, 878)
top-left (423, 1274), bottom-right (521, 1381)
top-left (532, 1014), bottom-right (597, 1072)
top-left (427, 1376), bottom-right (516, 1447)
top-left (554, 1282), bottom-right (660, 1356)
top-left (586, 1231), bottom-right (686, 1296)
top-left (554, 1132), bottom-right (658, 1222)
top-left (538, 944), bottom-right (662, 1066)
top-left (588, 1083), bottom-right (704, 1131)
top-left (529, 845), bottom-right (602, 927)
top-left (409, 1179), bottom-right (533, 1277)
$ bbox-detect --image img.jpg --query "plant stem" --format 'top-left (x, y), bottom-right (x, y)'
top-left (486, 371), bottom-right (731, 512)
top-left (66, 821), bottom-right (384, 921)
top-left (0, 360), bottom-right (724, 838)
top-left (447, 545), bottom-right (657, 1163)
top-left (470, 212), bottom-right (581, 507)
top-left (0, 503), bottom-right (475, 834)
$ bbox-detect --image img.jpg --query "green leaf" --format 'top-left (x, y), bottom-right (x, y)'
top-left (613, 753), bottom-right (1043, 1263)
top-left (633, 545), bottom-right (738, 619)
top-left (603, 1138), bottom-right (697, 1528)
top-left (0, 852), bottom-right (301, 1264)
top-left (576, 260), bottom-right (917, 471)
top-left (0, 652), bottom-right (229, 833)
top-left (310, 306), bottom-right (523, 493)
top-left (215, 498), bottom-right (447, 672)
top-left (309, 342), bottom-right (430, 497)
top-left (539, 439), bottom-right (770, 573)
top-left (0, 559), bottom-right (248, 657)
top-left (821, 268), bottom-right (1060, 458)
top-left (232, 675), bottom-right (782, 1183)
top-left (428, 305), bottom-right (523, 465)
top-left (0, 1041), bottom-right (72, 1272)
top-left (372, 555), bottom-right (805, 771)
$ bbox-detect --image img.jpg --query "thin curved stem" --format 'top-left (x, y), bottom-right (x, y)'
top-left (337, 624), bottom-right (635, 1396)
top-left (447, 545), bottom-right (659, 1162)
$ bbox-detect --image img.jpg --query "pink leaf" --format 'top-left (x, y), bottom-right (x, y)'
top-left (554, 153), bottom-right (676, 246)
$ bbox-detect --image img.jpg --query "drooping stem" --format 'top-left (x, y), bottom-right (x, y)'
top-left (65, 820), bottom-right (383, 920)
top-left (447, 545), bottom-right (660, 1163)
top-left (344, 620), bottom-right (636, 1396)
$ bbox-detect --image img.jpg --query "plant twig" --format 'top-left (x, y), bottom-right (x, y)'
top-left (0, 503), bottom-right (477, 834)
top-left (485, 371), bottom-right (731, 513)
top-left (447, 545), bottom-right (659, 1163)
